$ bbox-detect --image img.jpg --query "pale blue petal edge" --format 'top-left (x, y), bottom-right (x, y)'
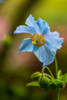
top-left (45, 31), bottom-right (64, 51)
top-left (37, 18), bottom-right (50, 35)
top-left (25, 14), bottom-right (41, 34)
top-left (14, 25), bottom-right (36, 34)
top-left (34, 45), bottom-right (56, 66)
top-left (18, 38), bottom-right (39, 53)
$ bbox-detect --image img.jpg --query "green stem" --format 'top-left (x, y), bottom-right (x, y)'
top-left (54, 56), bottom-right (59, 100)
top-left (42, 66), bottom-right (54, 79)
top-left (56, 88), bottom-right (59, 100)
top-left (54, 56), bottom-right (58, 79)
top-left (43, 73), bottom-right (53, 79)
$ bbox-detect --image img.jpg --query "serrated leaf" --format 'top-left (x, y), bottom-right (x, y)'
top-left (26, 81), bottom-right (40, 87)
top-left (60, 73), bottom-right (67, 83)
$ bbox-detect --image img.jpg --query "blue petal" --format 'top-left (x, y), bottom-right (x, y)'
top-left (34, 45), bottom-right (56, 66)
top-left (45, 31), bottom-right (64, 51)
top-left (25, 14), bottom-right (41, 34)
top-left (14, 25), bottom-right (36, 34)
top-left (37, 18), bottom-right (50, 35)
top-left (18, 38), bottom-right (34, 53)
top-left (33, 46), bottom-right (39, 51)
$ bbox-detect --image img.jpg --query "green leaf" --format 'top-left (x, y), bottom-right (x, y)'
top-left (10, 82), bottom-right (27, 96)
top-left (4, 35), bottom-right (13, 46)
top-left (60, 73), bottom-right (67, 83)
top-left (26, 81), bottom-right (40, 87)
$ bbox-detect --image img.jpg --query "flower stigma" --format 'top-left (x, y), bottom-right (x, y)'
top-left (31, 34), bottom-right (46, 47)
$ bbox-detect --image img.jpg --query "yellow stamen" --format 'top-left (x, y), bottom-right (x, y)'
top-left (31, 34), bottom-right (46, 47)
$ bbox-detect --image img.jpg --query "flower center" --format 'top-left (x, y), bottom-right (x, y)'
top-left (31, 34), bottom-right (46, 47)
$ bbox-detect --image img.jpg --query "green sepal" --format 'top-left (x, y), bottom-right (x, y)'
top-left (60, 73), bottom-right (67, 83)
top-left (39, 76), bottom-right (50, 91)
top-left (26, 81), bottom-right (40, 87)
top-left (31, 72), bottom-right (41, 80)
top-left (58, 70), bottom-right (62, 78)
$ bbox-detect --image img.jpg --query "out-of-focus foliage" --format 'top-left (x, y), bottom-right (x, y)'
top-left (32, 0), bottom-right (67, 24)
top-left (0, 0), bottom-right (67, 100)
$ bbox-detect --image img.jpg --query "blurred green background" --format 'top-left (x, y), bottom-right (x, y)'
top-left (0, 0), bottom-right (67, 100)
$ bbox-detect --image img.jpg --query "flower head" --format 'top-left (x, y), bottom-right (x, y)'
top-left (14, 14), bottom-right (64, 66)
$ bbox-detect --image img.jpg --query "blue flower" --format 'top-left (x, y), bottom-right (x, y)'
top-left (14, 14), bottom-right (64, 66)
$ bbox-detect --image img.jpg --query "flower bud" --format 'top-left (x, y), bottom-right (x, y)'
top-left (49, 80), bottom-right (57, 89)
top-left (49, 79), bottom-right (64, 90)
top-left (58, 81), bottom-right (66, 89)
top-left (31, 72), bottom-right (41, 80)
top-left (39, 76), bottom-right (50, 91)
top-left (57, 80), bottom-right (63, 88)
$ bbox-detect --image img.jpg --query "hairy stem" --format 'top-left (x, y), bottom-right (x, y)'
top-left (42, 66), bottom-right (54, 79)
top-left (55, 56), bottom-right (59, 100)
top-left (43, 73), bottom-right (53, 79)
top-left (55, 56), bottom-right (58, 79)
top-left (56, 88), bottom-right (59, 100)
